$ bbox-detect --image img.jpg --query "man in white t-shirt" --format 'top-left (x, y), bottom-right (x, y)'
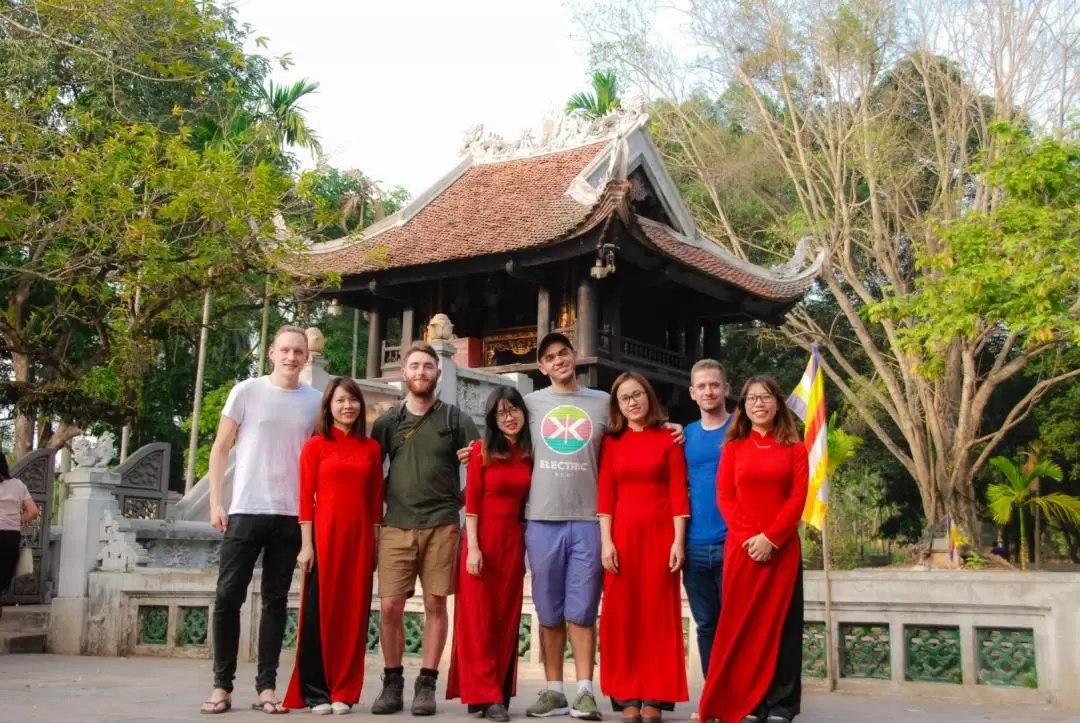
top-left (201, 326), bottom-right (322, 716)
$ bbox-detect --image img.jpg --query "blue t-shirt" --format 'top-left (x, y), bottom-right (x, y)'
top-left (685, 417), bottom-right (733, 545)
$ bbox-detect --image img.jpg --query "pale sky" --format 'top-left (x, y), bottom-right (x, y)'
top-left (232, 0), bottom-right (594, 196)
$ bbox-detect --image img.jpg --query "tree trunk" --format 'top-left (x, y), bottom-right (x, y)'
top-left (43, 422), bottom-right (82, 453)
top-left (1018, 509), bottom-right (1029, 572)
top-left (11, 350), bottom-right (32, 460)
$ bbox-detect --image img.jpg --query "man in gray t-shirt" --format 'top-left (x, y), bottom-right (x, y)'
top-left (524, 385), bottom-right (610, 521)
top-left (522, 333), bottom-right (607, 720)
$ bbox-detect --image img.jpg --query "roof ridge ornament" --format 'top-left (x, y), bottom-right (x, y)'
top-left (460, 96), bottom-right (651, 164)
top-left (769, 236), bottom-right (814, 279)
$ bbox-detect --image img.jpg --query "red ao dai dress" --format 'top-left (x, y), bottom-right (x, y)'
top-left (597, 426), bottom-right (690, 710)
top-left (283, 428), bottom-right (383, 710)
top-left (446, 440), bottom-right (532, 711)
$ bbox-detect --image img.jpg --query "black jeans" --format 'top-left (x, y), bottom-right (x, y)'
top-left (296, 550), bottom-right (330, 707)
top-left (0, 530), bottom-right (21, 598)
top-left (754, 566), bottom-right (804, 721)
top-left (683, 541), bottom-right (724, 676)
top-left (610, 698), bottom-right (674, 712)
top-left (212, 514), bottom-right (301, 694)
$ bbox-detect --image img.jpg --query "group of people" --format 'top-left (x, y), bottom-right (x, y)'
top-left (198, 326), bottom-right (809, 723)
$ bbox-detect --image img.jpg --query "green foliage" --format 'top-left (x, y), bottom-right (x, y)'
top-left (0, 0), bottom-right (319, 440)
top-left (566, 70), bottom-right (622, 119)
top-left (987, 453), bottom-right (1079, 569)
top-left (869, 126), bottom-right (1080, 371)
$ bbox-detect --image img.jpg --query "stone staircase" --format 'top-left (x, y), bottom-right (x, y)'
top-left (0, 605), bottom-right (49, 654)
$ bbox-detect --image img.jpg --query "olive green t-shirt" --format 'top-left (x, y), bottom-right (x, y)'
top-left (372, 401), bottom-right (480, 530)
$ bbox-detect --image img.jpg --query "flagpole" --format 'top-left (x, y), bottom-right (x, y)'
top-left (821, 520), bottom-right (838, 692)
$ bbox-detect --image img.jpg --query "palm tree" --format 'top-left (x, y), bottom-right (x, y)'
top-left (257, 78), bottom-right (323, 155)
top-left (565, 70), bottom-right (622, 119)
top-left (987, 455), bottom-right (1080, 570)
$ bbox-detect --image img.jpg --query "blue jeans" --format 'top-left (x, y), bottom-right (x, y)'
top-left (683, 541), bottom-right (724, 676)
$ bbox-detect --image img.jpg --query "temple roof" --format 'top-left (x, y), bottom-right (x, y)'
top-left (295, 104), bottom-right (822, 305)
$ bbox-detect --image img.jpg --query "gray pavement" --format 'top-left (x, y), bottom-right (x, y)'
top-left (0, 655), bottom-right (1070, 723)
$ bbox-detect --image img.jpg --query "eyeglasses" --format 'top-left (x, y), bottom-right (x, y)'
top-left (745, 393), bottom-right (775, 405)
top-left (617, 389), bottom-right (647, 405)
top-left (496, 407), bottom-right (523, 421)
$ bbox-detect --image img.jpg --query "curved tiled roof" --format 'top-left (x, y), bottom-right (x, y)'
top-left (633, 217), bottom-right (820, 302)
top-left (299, 142), bottom-right (610, 276)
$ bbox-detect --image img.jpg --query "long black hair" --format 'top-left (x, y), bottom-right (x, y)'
top-left (0, 453), bottom-right (11, 482)
top-left (481, 386), bottom-right (532, 464)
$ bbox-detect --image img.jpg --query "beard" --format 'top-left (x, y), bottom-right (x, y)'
top-left (405, 377), bottom-right (437, 398)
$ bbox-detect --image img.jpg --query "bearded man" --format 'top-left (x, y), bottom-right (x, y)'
top-left (370, 341), bottom-right (480, 716)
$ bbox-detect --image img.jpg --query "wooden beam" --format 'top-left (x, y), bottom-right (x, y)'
top-left (505, 259), bottom-right (548, 287)
top-left (537, 286), bottom-right (551, 342)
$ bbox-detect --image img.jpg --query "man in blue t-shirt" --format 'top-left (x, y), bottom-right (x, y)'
top-left (683, 358), bottom-right (733, 680)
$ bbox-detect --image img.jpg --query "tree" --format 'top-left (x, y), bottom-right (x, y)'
top-left (577, 0), bottom-right (1080, 539)
top-left (0, 0), bottom-right (313, 457)
top-left (566, 70), bottom-right (623, 119)
top-left (987, 454), bottom-right (1080, 570)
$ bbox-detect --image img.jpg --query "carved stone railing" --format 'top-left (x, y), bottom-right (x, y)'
top-left (3, 449), bottom-right (55, 605)
top-left (621, 336), bottom-right (688, 371)
top-left (113, 443), bottom-right (172, 519)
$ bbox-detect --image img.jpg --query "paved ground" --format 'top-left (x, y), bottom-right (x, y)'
top-left (0, 655), bottom-right (1070, 723)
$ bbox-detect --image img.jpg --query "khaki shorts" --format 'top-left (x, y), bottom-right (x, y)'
top-left (378, 524), bottom-right (460, 598)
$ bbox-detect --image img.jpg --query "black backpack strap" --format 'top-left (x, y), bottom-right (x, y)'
top-left (448, 404), bottom-right (463, 451)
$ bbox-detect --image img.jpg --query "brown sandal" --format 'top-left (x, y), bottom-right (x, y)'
top-left (252, 700), bottom-right (289, 715)
top-left (200, 699), bottom-right (231, 715)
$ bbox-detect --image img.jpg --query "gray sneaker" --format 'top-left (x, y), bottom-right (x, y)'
top-left (526, 689), bottom-right (571, 718)
top-left (570, 691), bottom-right (601, 721)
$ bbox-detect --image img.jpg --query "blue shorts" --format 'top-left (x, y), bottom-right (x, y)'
top-left (525, 520), bottom-right (603, 628)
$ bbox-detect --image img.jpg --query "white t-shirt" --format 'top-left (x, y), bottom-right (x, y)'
top-left (0, 478), bottom-right (30, 531)
top-left (221, 376), bottom-right (322, 516)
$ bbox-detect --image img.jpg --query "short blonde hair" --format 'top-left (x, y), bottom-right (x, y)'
top-left (690, 358), bottom-right (726, 384)
top-left (272, 325), bottom-right (307, 347)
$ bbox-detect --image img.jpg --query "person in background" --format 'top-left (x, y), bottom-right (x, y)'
top-left (283, 377), bottom-right (383, 715)
top-left (370, 341), bottom-right (480, 717)
top-left (682, 360), bottom-right (733, 697)
top-left (201, 326), bottom-right (322, 716)
top-left (597, 372), bottom-right (689, 723)
top-left (446, 386), bottom-right (534, 722)
top-left (0, 454), bottom-right (40, 618)
top-left (698, 376), bottom-right (808, 723)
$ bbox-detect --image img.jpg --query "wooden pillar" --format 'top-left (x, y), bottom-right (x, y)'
top-left (603, 282), bottom-right (623, 361)
top-left (684, 317), bottom-right (701, 362)
top-left (366, 301), bottom-right (383, 379)
top-left (703, 321), bottom-right (721, 360)
top-left (576, 276), bottom-right (599, 358)
top-left (401, 304), bottom-right (415, 349)
top-left (537, 286), bottom-right (551, 343)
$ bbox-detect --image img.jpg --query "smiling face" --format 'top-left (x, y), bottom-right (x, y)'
top-left (269, 331), bottom-right (309, 382)
top-left (494, 398), bottom-right (525, 439)
top-left (403, 348), bottom-right (440, 398)
top-left (743, 382), bottom-right (778, 430)
top-left (330, 384), bottom-right (361, 430)
top-left (616, 378), bottom-right (650, 427)
top-left (538, 342), bottom-right (577, 387)
top-left (690, 367), bottom-right (729, 413)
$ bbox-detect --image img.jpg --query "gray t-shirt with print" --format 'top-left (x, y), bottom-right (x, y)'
top-left (524, 386), bottom-right (610, 521)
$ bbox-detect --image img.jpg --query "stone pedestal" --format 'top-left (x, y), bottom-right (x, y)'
top-left (301, 352), bottom-right (331, 392)
top-left (49, 467), bottom-right (121, 655)
top-left (432, 338), bottom-right (459, 407)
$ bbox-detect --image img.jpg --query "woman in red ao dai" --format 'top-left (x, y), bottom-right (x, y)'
top-left (597, 372), bottom-right (690, 723)
top-left (447, 386), bottom-right (533, 722)
top-left (698, 375), bottom-right (809, 723)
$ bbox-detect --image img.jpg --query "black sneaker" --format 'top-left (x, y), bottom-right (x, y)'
top-left (372, 675), bottom-right (405, 715)
top-left (411, 674), bottom-right (438, 716)
top-left (484, 704), bottom-right (510, 722)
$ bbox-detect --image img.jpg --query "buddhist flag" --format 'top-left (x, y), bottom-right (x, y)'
top-left (786, 344), bottom-right (829, 530)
